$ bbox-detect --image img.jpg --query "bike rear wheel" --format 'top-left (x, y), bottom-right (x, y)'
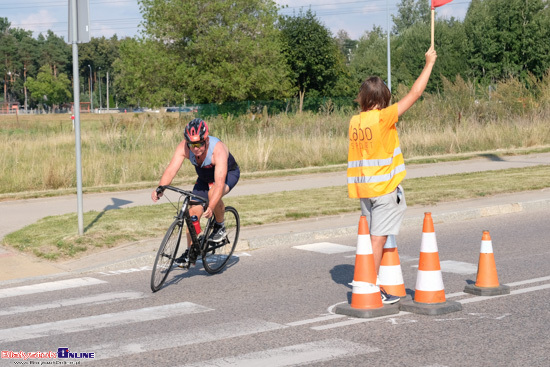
top-left (151, 219), bottom-right (182, 292)
top-left (202, 206), bottom-right (240, 274)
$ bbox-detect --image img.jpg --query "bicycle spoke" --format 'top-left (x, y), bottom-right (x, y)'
top-left (151, 220), bottom-right (182, 292)
top-left (202, 206), bottom-right (239, 274)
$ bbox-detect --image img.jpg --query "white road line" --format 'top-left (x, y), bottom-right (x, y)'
top-left (312, 311), bottom-right (412, 331)
top-left (0, 277), bottom-right (107, 299)
top-left (506, 275), bottom-right (550, 287)
top-left (86, 319), bottom-right (287, 361)
top-left (293, 243), bottom-right (356, 254)
top-left (0, 302), bottom-right (212, 343)
top-left (458, 283), bottom-right (550, 304)
top-left (315, 276), bottom-right (550, 330)
top-left (285, 314), bottom-right (346, 327)
top-left (0, 291), bottom-right (145, 316)
top-left (178, 339), bottom-right (380, 367)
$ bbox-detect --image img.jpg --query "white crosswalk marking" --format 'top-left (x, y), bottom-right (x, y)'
top-left (83, 319), bottom-right (287, 361)
top-left (179, 339), bottom-right (380, 367)
top-left (0, 302), bottom-right (212, 342)
top-left (0, 277), bottom-right (107, 298)
top-left (0, 291), bottom-right (145, 316)
top-left (293, 242), bottom-right (355, 254)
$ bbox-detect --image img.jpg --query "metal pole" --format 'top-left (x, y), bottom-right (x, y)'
top-left (71, 0), bottom-right (84, 235)
top-left (106, 71), bottom-right (109, 113)
top-left (87, 64), bottom-right (93, 112)
top-left (386, 0), bottom-right (391, 92)
top-left (98, 67), bottom-right (102, 113)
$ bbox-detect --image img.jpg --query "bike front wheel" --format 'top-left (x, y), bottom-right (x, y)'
top-left (151, 219), bottom-right (182, 292)
top-left (202, 206), bottom-right (240, 274)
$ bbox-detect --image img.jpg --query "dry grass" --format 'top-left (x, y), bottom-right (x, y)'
top-left (2, 72), bottom-right (550, 197)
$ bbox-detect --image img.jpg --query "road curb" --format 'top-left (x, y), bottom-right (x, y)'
top-left (246, 197), bottom-right (550, 249)
top-left (2, 196), bottom-right (549, 285)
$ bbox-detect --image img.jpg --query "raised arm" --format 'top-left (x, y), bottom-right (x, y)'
top-left (397, 47), bottom-right (437, 117)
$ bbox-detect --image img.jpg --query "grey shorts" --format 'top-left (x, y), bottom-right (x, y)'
top-left (360, 185), bottom-right (407, 236)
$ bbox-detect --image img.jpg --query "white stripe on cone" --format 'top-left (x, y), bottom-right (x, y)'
top-left (420, 232), bottom-right (438, 253)
top-left (415, 270), bottom-right (445, 291)
top-left (349, 281), bottom-right (379, 295)
top-left (480, 239), bottom-right (493, 253)
top-left (356, 235), bottom-right (373, 255)
top-left (379, 265), bottom-right (404, 285)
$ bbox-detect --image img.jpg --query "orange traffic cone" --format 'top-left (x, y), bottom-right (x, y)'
top-left (400, 212), bottom-right (462, 315)
top-left (379, 235), bottom-right (406, 298)
top-left (335, 216), bottom-right (399, 318)
top-left (464, 231), bottom-right (510, 296)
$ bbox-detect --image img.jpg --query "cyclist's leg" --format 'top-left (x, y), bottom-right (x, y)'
top-left (211, 168), bottom-right (240, 223)
top-left (210, 185), bottom-right (229, 222)
top-left (175, 180), bottom-right (207, 266)
top-left (186, 179), bottom-right (209, 246)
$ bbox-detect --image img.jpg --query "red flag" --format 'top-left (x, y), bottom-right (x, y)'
top-left (432, 0), bottom-right (453, 9)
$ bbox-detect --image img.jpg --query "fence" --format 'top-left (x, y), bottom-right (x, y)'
top-left (174, 96), bottom-right (357, 118)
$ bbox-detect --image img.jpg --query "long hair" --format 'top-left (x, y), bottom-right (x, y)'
top-left (355, 76), bottom-right (391, 112)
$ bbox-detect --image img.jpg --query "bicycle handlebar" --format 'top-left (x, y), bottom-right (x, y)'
top-left (156, 185), bottom-right (209, 208)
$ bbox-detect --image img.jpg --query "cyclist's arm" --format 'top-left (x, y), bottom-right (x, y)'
top-left (204, 143), bottom-right (229, 217)
top-left (151, 141), bottom-right (188, 202)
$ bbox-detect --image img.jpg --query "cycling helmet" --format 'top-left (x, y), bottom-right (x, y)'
top-left (184, 118), bottom-right (209, 143)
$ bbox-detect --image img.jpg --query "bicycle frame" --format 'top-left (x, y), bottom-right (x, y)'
top-left (159, 185), bottom-right (215, 268)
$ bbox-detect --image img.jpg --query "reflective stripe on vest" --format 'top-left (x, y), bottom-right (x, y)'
top-left (347, 108), bottom-right (405, 198)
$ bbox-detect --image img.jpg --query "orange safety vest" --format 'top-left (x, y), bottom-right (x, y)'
top-left (347, 105), bottom-right (406, 198)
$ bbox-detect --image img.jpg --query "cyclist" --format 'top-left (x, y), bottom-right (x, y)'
top-left (151, 118), bottom-right (240, 266)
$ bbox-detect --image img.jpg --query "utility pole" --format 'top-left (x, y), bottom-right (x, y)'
top-left (69, 0), bottom-right (90, 235)
top-left (98, 67), bottom-right (102, 113)
top-left (106, 71), bottom-right (109, 113)
top-left (87, 64), bottom-right (93, 112)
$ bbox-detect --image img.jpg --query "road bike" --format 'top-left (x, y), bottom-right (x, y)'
top-left (150, 185), bottom-right (240, 292)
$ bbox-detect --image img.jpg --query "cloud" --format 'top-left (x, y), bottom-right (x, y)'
top-left (12, 10), bottom-right (59, 36)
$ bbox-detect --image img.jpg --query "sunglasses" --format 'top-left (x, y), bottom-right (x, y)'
top-left (187, 141), bottom-right (206, 148)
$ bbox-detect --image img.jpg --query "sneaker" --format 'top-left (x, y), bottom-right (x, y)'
top-left (208, 224), bottom-right (227, 243)
top-left (380, 288), bottom-right (400, 304)
top-left (174, 249), bottom-right (189, 267)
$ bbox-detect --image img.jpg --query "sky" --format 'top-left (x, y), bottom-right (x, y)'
top-left (0, 0), bottom-right (471, 41)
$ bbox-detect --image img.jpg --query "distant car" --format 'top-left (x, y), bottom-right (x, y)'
top-left (165, 106), bottom-right (198, 113)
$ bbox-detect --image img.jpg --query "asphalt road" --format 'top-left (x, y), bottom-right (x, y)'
top-left (2, 152), bottom-right (550, 242)
top-left (1, 209), bottom-right (549, 366)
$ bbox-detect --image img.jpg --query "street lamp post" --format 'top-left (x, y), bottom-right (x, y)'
top-left (98, 67), bottom-right (102, 113)
top-left (87, 64), bottom-right (93, 112)
top-left (24, 67), bottom-right (28, 112)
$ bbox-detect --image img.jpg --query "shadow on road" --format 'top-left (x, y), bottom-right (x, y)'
top-left (330, 264), bottom-right (354, 289)
top-left (84, 197), bottom-right (133, 233)
top-left (478, 153), bottom-right (505, 162)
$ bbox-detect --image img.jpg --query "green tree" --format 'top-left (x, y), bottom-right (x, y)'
top-left (134, 0), bottom-right (292, 105)
top-left (394, 18), bottom-right (468, 92)
top-left (279, 9), bottom-right (341, 112)
top-left (0, 18), bottom-right (19, 104)
top-left (335, 29), bottom-right (358, 64)
top-left (79, 36), bottom-right (122, 107)
top-left (349, 27), bottom-right (388, 87)
top-left (392, 0), bottom-right (430, 35)
top-left (113, 38), bottom-right (178, 107)
top-left (15, 28), bottom-right (39, 109)
top-left (26, 64), bottom-right (71, 109)
top-left (37, 31), bottom-right (71, 77)
top-left (464, 0), bottom-right (550, 83)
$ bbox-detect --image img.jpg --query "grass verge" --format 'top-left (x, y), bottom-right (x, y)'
top-left (3, 165), bottom-right (550, 261)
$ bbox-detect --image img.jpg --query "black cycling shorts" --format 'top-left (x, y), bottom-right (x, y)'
top-left (192, 167), bottom-right (240, 200)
